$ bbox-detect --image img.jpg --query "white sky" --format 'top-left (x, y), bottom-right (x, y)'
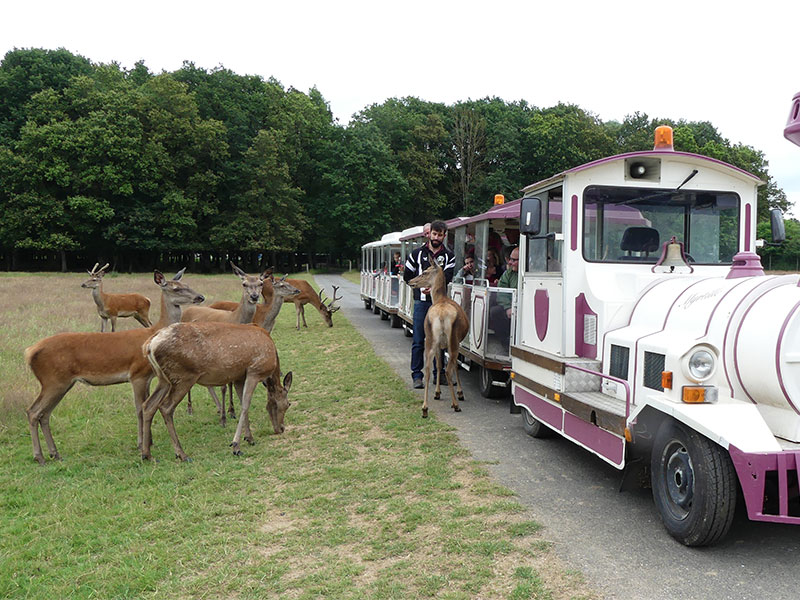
top-left (3, 0), bottom-right (798, 213)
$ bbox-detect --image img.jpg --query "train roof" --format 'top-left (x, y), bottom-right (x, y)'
top-left (521, 150), bottom-right (763, 194)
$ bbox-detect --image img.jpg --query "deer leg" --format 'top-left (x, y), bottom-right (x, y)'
top-left (445, 350), bottom-right (461, 413)
top-left (141, 381), bottom-right (173, 461)
top-left (227, 383), bottom-right (236, 419)
top-left (160, 389), bottom-right (193, 462)
top-left (206, 386), bottom-right (225, 426)
top-left (295, 304), bottom-right (301, 330)
top-left (434, 348), bottom-right (443, 400)
top-left (422, 342), bottom-right (435, 418)
top-left (130, 376), bottom-right (153, 451)
top-left (27, 384), bottom-right (71, 464)
top-left (301, 305), bottom-right (308, 328)
top-left (186, 388), bottom-right (193, 415)
top-left (99, 317), bottom-right (107, 332)
top-left (110, 316), bottom-right (117, 332)
top-left (231, 378), bottom-right (257, 454)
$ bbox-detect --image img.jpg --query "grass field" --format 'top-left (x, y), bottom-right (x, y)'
top-left (0, 270), bottom-right (594, 599)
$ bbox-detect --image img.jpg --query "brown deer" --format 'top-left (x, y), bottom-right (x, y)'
top-left (141, 321), bottom-right (293, 461)
top-left (24, 269), bottom-right (205, 464)
top-left (81, 263), bottom-right (152, 331)
top-left (195, 275), bottom-right (300, 423)
top-left (408, 259), bottom-right (469, 418)
top-left (286, 279), bottom-right (341, 330)
top-left (180, 263), bottom-right (270, 326)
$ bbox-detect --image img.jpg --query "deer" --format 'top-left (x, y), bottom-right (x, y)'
top-left (285, 279), bottom-right (342, 330)
top-left (24, 269), bottom-right (205, 464)
top-left (191, 274), bottom-right (301, 423)
top-left (141, 321), bottom-right (293, 461)
top-left (180, 262), bottom-right (270, 326)
top-left (81, 263), bottom-right (152, 331)
top-left (408, 257), bottom-right (469, 418)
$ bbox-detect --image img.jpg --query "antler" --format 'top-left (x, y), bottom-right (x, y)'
top-left (89, 262), bottom-right (110, 275)
top-left (326, 285), bottom-right (342, 313)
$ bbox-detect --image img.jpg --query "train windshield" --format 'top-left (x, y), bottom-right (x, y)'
top-left (582, 185), bottom-right (740, 264)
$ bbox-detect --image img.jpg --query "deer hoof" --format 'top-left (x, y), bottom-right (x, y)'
top-left (457, 392), bottom-right (465, 400)
top-left (187, 407), bottom-right (193, 416)
top-left (232, 449), bottom-right (243, 456)
top-left (177, 455), bottom-right (192, 463)
top-left (246, 438), bottom-right (255, 446)
top-left (422, 408), bottom-right (428, 418)
top-left (49, 452), bottom-right (62, 460)
top-left (434, 392), bottom-right (441, 400)
top-left (34, 456), bottom-right (46, 466)
top-left (453, 406), bottom-right (462, 413)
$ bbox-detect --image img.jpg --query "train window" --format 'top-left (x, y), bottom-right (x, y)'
top-left (582, 186), bottom-right (740, 264)
top-left (525, 188), bottom-right (563, 274)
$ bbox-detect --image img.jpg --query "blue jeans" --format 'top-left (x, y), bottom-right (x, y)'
top-left (411, 299), bottom-right (444, 381)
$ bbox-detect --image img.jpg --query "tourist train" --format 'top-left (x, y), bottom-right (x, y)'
top-left (361, 113), bottom-right (800, 546)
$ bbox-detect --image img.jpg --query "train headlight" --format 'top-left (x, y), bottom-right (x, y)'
top-left (687, 349), bottom-right (715, 381)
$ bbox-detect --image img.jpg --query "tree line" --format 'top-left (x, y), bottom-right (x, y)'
top-left (0, 47), bottom-right (794, 272)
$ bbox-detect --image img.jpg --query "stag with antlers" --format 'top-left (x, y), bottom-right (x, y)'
top-left (81, 263), bottom-right (152, 331)
top-left (409, 259), bottom-right (469, 418)
top-left (286, 280), bottom-right (342, 330)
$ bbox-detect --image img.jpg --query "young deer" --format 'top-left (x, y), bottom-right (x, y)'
top-left (409, 259), bottom-right (469, 418)
top-left (24, 270), bottom-right (205, 464)
top-left (141, 322), bottom-right (293, 461)
top-left (81, 263), bottom-right (152, 331)
top-left (198, 275), bottom-right (300, 423)
top-left (286, 279), bottom-right (342, 330)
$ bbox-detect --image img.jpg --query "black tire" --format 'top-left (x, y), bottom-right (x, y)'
top-left (478, 366), bottom-right (505, 398)
top-left (372, 301), bottom-right (380, 315)
top-left (650, 419), bottom-right (736, 547)
top-left (390, 313), bottom-right (402, 328)
top-left (521, 408), bottom-right (553, 438)
top-left (380, 310), bottom-right (389, 321)
top-left (403, 324), bottom-right (413, 337)
top-left (364, 299), bottom-right (372, 310)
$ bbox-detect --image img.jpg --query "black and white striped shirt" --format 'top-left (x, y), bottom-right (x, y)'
top-left (403, 244), bottom-right (455, 302)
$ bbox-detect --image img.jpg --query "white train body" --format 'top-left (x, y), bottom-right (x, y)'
top-left (511, 134), bottom-right (800, 544)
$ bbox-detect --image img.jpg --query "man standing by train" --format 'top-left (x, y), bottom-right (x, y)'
top-left (404, 220), bottom-right (455, 388)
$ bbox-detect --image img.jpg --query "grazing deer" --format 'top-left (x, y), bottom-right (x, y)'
top-left (141, 322), bottom-right (293, 461)
top-left (286, 279), bottom-right (342, 330)
top-left (196, 275), bottom-right (301, 423)
top-left (24, 270), bottom-right (205, 464)
top-left (81, 263), bottom-right (152, 331)
top-left (409, 259), bottom-right (469, 418)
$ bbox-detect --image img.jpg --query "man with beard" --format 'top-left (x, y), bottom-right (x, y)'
top-left (403, 220), bottom-right (455, 388)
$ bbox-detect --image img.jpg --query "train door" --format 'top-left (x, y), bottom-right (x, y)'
top-left (519, 188), bottom-right (564, 356)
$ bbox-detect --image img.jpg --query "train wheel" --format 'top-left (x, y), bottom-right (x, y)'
top-left (650, 419), bottom-right (736, 547)
top-left (372, 301), bottom-right (380, 315)
top-left (521, 408), bottom-right (552, 438)
top-left (478, 366), bottom-right (504, 398)
top-left (364, 299), bottom-right (371, 310)
top-left (403, 324), bottom-right (412, 337)
top-left (390, 313), bottom-right (402, 328)
top-left (380, 310), bottom-right (389, 321)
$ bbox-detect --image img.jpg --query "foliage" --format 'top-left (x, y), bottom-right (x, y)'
top-left (0, 47), bottom-right (792, 269)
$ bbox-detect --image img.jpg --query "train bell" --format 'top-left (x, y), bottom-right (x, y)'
top-left (652, 236), bottom-right (693, 274)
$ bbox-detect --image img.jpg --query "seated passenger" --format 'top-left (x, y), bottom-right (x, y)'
top-left (488, 246), bottom-right (519, 349)
top-left (390, 251), bottom-right (404, 275)
top-left (455, 254), bottom-right (475, 283)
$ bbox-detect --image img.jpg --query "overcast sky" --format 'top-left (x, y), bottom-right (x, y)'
top-left (3, 1), bottom-right (798, 212)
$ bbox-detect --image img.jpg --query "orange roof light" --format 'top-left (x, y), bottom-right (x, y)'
top-left (654, 125), bottom-right (674, 151)
top-left (494, 194), bottom-right (505, 205)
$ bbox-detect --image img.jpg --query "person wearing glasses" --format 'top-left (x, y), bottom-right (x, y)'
top-left (488, 246), bottom-right (519, 352)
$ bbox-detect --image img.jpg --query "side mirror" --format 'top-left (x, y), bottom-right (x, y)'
top-left (519, 197), bottom-right (542, 236)
top-left (770, 208), bottom-right (786, 244)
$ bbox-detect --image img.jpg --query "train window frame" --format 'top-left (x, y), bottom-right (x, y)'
top-left (524, 187), bottom-right (563, 275)
top-left (581, 185), bottom-right (741, 265)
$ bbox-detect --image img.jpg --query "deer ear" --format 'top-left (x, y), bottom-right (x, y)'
top-left (230, 263), bottom-right (247, 279)
top-left (283, 371), bottom-right (293, 392)
top-left (173, 267), bottom-right (186, 281)
top-left (154, 270), bottom-right (166, 285)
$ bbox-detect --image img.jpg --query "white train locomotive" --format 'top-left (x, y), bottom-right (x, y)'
top-left (361, 122), bottom-right (800, 546)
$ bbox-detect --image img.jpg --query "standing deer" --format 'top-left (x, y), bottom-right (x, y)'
top-left (81, 263), bottom-right (152, 331)
top-left (408, 258), bottom-right (469, 418)
top-left (141, 322), bottom-right (293, 461)
top-left (180, 262), bottom-right (270, 326)
top-left (196, 275), bottom-right (301, 423)
top-left (24, 269), bottom-right (205, 464)
top-left (286, 279), bottom-right (342, 330)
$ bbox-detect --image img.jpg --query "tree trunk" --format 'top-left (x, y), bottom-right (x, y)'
top-left (60, 250), bottom-right (68, 273)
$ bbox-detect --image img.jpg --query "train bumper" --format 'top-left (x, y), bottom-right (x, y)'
top-left (729, 445), bottom-right (800, 524)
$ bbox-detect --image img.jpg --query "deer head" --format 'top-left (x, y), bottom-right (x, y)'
top-left (318, 286), bottom-right (342, 326)
top-left (154, 268), bottom-right (205, 306)
top-left (230, 262), bottom-right (270, 305)
top-left (81, 263), bottom-right (110, 288)
top-left (265, 371), bottom-right (293, 433)
top-left (272, 275), bottom-right (301, 299)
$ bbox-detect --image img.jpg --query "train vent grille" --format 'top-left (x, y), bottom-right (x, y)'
top-left (583, 314), bottom-right (597, 345)
top-left (609, 345), bottom-right (629, 380)
top-left (643, 352), bottom-right (665, 391)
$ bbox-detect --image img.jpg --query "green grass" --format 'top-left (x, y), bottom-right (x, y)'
top-left (0, 272), bottom-right (594, 599)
